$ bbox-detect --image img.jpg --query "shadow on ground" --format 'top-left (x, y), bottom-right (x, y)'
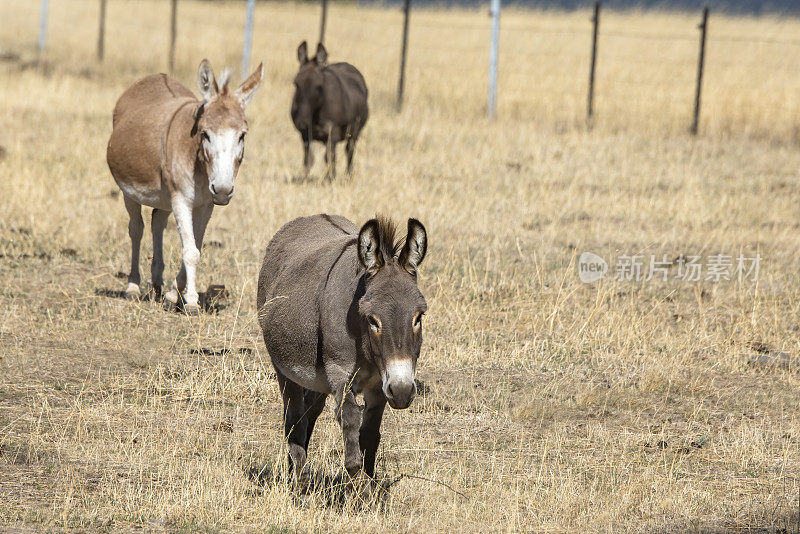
top-left (189, 347), bottom-right (253, 356)
top-left (245, 462), bottom-right (392, 510)
top-left (95, 283), bottom-right (228, 314)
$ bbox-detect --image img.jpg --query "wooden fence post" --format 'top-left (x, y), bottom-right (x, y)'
top-left (242, 0), bottom-right (256, 79)
top-left (97, 0), bottom-right (107, 62)
top-left (587, 1), bottom-right (600, 126)
top-left (169, 0), bottom-right (178, 74)
top-left (396, 0), bottom-right (412, 111)
top-left (488, 0), bottom-right (501, 119)
top-left (691, 6), bottom-right (709, 135)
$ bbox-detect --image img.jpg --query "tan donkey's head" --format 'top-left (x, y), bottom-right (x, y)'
top-left (195, 59), bottom-right (263, 205)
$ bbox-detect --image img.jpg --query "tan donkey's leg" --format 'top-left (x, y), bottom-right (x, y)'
top-left (150, 208), bottom-right (169, 300)
top-left (123, 196), bottom-right (144, 300)
top-left (165, 201), bottom-right (200, 315)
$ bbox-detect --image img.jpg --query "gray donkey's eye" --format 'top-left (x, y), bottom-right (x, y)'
top-left (368, 315), bottom-right (381, 332)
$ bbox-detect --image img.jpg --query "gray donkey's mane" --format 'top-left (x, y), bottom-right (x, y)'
top-left (375, 215), bottom-right (401, 259)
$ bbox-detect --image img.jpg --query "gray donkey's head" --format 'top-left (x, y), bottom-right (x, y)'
top-left (357, 217), bottom-right (428, 409)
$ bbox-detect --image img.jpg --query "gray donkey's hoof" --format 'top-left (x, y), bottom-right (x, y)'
top-left (183, 303), bottom-right (200, 316)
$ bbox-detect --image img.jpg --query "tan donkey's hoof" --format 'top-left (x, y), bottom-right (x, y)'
top-left (125, 283), bottom-right (141, 301)
top-left (163, 294), bottom-right (178, 313)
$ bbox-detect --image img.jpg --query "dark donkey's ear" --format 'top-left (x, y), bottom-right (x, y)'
top-left (399, 219), bottom-right (427, 275)
top-left (297, 41), bottom-right (309, 64)
top-left (315, 42), bottom-right (328, 66)
top-left (358, 219), bottom-right (384, 273)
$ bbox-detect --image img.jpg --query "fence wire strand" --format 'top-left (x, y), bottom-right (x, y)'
top-left (8, 0), bottom-right (800, 136)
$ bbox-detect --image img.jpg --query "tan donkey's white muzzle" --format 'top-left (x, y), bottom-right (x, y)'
top-left (205, 128), bottom-right (242, 206)
top-left (383, 359), bottom-right (416, 409)
top-left (210, 183), bottom-right (234, 205)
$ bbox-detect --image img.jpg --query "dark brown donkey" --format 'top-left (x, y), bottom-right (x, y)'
top-left (257, 214), bottom-right (427, 484)
top-left (291, 42), bottom-right (369, 179)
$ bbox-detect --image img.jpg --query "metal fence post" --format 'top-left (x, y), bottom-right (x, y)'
top-left (242, 0), bottom-right (256, 79)
top-left (319, 0), bottom-right (328, 45)
top-left (97, 0), bottom-right (107, 61)
top-left (396, 0), bottom-right (412, 111)
top-left (587, 1), bottom-right (600, 126)
top-left (691, 6), bottom-right (709, 135)
top-left (38, 0), bottom-right (49, 54)
top-left (169, 0), bottom-right (178, 74)
top-left (488, 0), bottom-right (501, 119)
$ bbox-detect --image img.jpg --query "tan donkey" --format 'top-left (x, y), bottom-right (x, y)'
top-left (107, 60), bottom-right (263, 314)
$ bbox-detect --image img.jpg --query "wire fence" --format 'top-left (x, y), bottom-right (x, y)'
top-left (6, 0), bottom-right (800, 139)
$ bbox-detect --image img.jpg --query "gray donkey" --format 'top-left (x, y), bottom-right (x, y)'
top-left (257, 214), bottom-right (427, 483)
top-left (291, 42), bottom-right (369, 179)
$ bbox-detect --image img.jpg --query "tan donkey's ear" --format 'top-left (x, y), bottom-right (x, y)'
top-left (399, 219), bottom-right (427, 275)
top-left (235, 62), bottom-right (264, 108)
top-left (197, 59), bottom-right (219, 103)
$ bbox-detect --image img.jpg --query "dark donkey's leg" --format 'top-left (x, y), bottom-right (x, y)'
top-left (276, 369), bottom-right (309, 478)
top-left (324, 140), bottom-right (336, 180)
top-left (303, 390), bottom-right (327, 452)
top-left (302, 132), bottom-right (313, 177)
top-left (345, 122), bottom-right (361, 175)
top-left (345, 137), bottom-right (355, 175)
top-left (324, 124), bottom-right (338, 180)
top-left (360, 388), bottom-right (387, 479)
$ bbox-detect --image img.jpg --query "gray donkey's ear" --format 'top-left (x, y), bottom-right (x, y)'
top-left (358, 219), bottom-right (384, 273)
top-left (399, 219), bottom-right (427, 274)
top-left (197, 59), bottom-right (219, 103)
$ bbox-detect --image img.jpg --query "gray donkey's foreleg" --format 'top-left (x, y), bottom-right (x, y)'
top-left (359, 388), bottom-right (386, 479)
top-left (332, 383), bottom-right (363, 477)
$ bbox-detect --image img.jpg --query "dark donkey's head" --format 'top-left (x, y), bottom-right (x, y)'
top-left (291, 41), bottom-right (328, 133)
top-left (357, 217), bottom-right (428, 410)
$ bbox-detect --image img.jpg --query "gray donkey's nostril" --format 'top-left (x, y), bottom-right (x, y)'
top-left (386, 379), bottom-right (415, 408)
top-left (210, 184), bottom-right (217, 195)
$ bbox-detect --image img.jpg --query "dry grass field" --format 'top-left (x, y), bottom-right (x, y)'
top-left (2, 0), bottom-right (800, 531)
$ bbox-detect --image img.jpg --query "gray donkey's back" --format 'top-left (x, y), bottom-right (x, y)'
top-left (257, 214), bottom-right (362, 393)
